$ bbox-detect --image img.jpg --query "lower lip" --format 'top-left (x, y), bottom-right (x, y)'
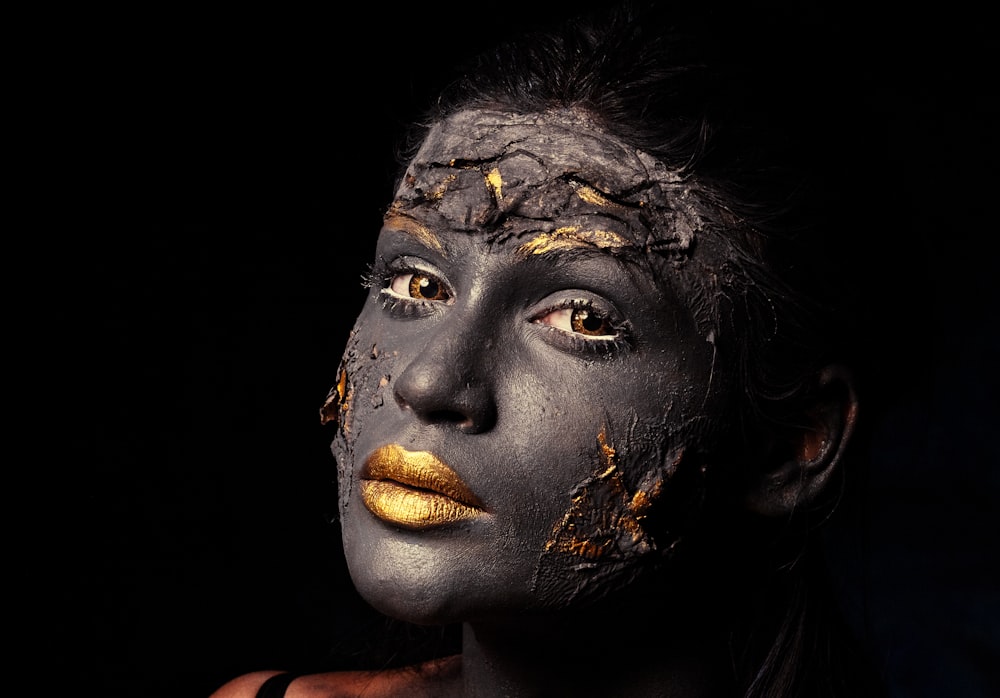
top-left (360, 479), bottom-right (484, 529)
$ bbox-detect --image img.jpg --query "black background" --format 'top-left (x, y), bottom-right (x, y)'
top-left (26, 2), bottom-right (998, 697)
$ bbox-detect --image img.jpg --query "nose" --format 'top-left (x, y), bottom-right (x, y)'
top-left (392, 322), bottom-right (498, 434)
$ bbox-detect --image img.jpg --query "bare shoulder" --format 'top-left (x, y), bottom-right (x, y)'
top-left (212, 655), bottom-right (463, 698)
top-left (208, 670), bottom-right (287, 698)
top-left (307, 655), bottom-right (461, 697)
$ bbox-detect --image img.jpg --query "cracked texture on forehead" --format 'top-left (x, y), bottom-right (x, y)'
top-left (394, 108), bottom-right (700, 253)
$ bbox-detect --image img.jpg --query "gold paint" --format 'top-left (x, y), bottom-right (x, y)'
top-left (485, 167), bottom-right (503, 201)
top-left (574, 184), bottom-right (618, 208)
top-left (542, 426), bottom-right (657, 559)
top-left (559, 538), bottom-right (610, 560)
top-left (360, 481), bottom-right (483, 530)
top-left (630, 490), bottom-right (652, 515)
top-left (424, 173), bottom-right (458, 201)
top-left (383, 211), bottom-right (445, 254)
top-left (597, 429), bottom-right (616, 467)
top-left (517, 226), bottom-right (631, 256)
top-left (360, 444), bottom-right (484, 529)
top-left (319, 364), bottom-right (350, 427)
top-left (338, 366), bottom-right (348, 400)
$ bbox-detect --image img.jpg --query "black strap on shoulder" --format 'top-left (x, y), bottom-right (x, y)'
top-left (255, 672), bottom-right (299, 698)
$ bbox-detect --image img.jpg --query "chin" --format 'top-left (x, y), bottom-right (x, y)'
top-left (340, 512), bottom-right (503, 625)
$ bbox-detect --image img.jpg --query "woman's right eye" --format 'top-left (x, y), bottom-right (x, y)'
top-left (387, 271), bottom-right (452, 302)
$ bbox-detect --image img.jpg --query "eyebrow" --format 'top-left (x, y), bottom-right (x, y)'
top-left (382, 212), bottom-right (446, 256)
top-left (516, 226), bottom-right (633, 257)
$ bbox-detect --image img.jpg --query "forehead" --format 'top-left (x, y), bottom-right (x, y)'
top-left (390, 108), bottom-right (702, 254)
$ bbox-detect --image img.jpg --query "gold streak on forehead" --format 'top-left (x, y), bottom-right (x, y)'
top-left (382, 211), bottom-right (445, 255)
top-left (575, 184), bottom-right (621, 208)
top-left (518, 226), bottom-right (632, 256)
top-left (424, 173), bottom-right (457, 201)
top-left (485, 167), bottom-right (503, 201)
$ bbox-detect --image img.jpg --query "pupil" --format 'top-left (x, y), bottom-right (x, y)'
top-left (415, 276), bottom-right (439, 299)
top-left (410, 275), bottom-right (441, 300)
top-left (575, 310), bottom-right (606, 334)
top-left (581, 312), bottom-right (601, 331)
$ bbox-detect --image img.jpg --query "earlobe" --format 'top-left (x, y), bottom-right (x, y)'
top-left (744, 364), bottom-right (859, 519)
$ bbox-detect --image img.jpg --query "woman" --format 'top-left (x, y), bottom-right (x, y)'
top-left (213, 2), bottom-right (888, 695)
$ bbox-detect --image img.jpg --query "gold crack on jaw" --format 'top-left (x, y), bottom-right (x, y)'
top-left (542, 427), bottom-right (666, 561)
top-left (597, 428), bottom-right (616, 469)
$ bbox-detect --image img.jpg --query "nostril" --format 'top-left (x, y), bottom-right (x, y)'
top-left (392, 350), bottom-right (497, 433)
top-left (393, 375), bottom-right (496, 434)
top-left (427, 409), bottom-right (478, 430)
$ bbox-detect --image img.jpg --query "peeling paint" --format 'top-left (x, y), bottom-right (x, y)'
top-left (319, 362), bottom-right (350, 428)
top-left (531, 426), bottom-right (683, 606)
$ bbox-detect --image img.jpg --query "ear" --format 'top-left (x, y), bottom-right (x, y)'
top-left (744, 364), bottom-right (859, 519)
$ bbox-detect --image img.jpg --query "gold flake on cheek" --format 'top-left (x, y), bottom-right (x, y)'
top-left (517, 226), bottom-right (631, 256)
top-left (542, 427), bottom-right (665, 561)
top-left (382, 211), bottom-right (445, 255)
top-left (319, 363), bottom-right (352, 430)
top-left (597, 428), bottom-right (617, 471)
top-left (485, 167), bottom-right (503, 202)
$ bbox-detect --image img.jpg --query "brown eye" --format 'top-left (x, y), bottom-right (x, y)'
top-left (389, 272), bottom-right (451, 301)
top-left (537, 307), bottom-right (616, 338)
top-left (570, 308), bottom-right (613, 336)
top-left (409, 273), bottom-right (448, 301)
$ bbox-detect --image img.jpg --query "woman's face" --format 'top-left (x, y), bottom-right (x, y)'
top-left (328, 109), bottom-right (731, 624)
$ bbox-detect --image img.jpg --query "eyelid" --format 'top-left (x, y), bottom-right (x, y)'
top-left (534, 301), bottom-right (614, 338)
top-left (530, 297), bottom-right (630, 352)
top-left (378, 256), bottom-right (454, 305)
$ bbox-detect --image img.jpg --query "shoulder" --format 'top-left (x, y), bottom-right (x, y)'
top-left (208, 670), bottom-right (287, 698)
top-left (300, 656), bottom-right (461, 697)
top-left (208, 656), bottom-right (462, 698)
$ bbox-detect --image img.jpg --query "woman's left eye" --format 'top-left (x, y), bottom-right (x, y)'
top-left (388, 271), bottom-right (451, 301)
top-left (536, 306), bottom-right (616, 338)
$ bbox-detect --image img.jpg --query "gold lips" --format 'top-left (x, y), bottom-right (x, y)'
top-left (360, 444), bottom-right (485, 529)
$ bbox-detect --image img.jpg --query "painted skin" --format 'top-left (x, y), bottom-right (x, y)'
top-left (326, 108), bottom-right (737, 625)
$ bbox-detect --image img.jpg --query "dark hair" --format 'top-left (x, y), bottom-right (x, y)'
top-left (376, 2), bottom-right (898, 695)
top-left (401, 0), bottom-right (896, 445)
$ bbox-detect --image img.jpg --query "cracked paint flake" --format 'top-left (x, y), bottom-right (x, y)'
top-left (530, 426), bottom-right (682, 606)
top-left (319, 362), bottom-right (350, 428)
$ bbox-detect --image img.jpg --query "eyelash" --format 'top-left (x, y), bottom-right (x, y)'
top-left (368, 260), bottom-right (451, 319)
top-left (368, 259), bottom-right (631, 354)
top-left (532, 299), bottom-right (631, 354)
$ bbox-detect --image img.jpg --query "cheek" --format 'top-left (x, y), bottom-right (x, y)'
top-left (528, 422), bottom-right (692, 609)
top-left (328, 317), bottom-right (400, 516)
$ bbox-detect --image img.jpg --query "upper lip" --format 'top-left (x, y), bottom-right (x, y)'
top-left (361, 444), bottom-right (484, 508)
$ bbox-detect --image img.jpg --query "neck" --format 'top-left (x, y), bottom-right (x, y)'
top-left (457, 594), bottom-right (735, 698)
